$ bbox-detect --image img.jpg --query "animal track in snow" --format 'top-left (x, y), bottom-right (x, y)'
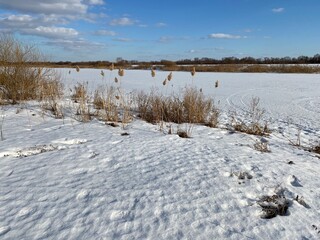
top-left (0, 226), bottom-right (11, 236)
top-left (0, 138), bottom-right (88, 158)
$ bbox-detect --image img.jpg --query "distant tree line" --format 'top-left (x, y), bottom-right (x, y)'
top-left (176, 54), bottom-right (320, 65)
top-left (23, 54), bottom-right (320, 69)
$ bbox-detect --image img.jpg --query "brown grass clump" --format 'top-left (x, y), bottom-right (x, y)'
top-left (39, 77), bottom-right (64, 118)
top-left (118, 68), bottom-right (124, 77)
top-left (71, 83), bottom-right (92, 122)
top-left (230, 97), bottom-right (270, 136)
top-left (93, 86), bottom-right (119, 122)
top-left (135, 87), bottom-right (219, 126)
top-left (110, 63), bottom-right (114, 71)
top-left (0, 34), bottom-right (62, 104)
top-left (191, 66), bottom-right (196, 76)
top-left (310, 144), bottom-right (320, 155)
top-left (72, 83), bottom-right (87, 102)
top-left (151, 68), bottom-right (156, 78)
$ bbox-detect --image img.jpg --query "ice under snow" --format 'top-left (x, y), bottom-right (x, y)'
top-left (0, 69), bottom-right (319, 239)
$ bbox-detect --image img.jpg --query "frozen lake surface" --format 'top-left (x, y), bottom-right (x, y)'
top-left (0, 69), bottom-right (319, 239)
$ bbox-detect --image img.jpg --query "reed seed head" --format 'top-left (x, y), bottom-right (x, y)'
top-left (115, 95), bottom-right (120, 100)
top-left (110, 63), bottom-right (114, 71)
top-left (100, 70), bottom-right (105, 77)
top-left (76, 66), bottom-right (80, 72)
top-left (215, 80), bottom-right (219, 88)
top-left (167, 72), bottom-right (173, 81)
top-left (151, 69), bottom-right (156, 78)
top-left (114, 77), bottom-right (119, 83)
top-left (118, 68), bottom-right (124, 77)
top-left (163, 79), bottom-right (167, 86)
top-left (191, 66), bottom-right (196, 76)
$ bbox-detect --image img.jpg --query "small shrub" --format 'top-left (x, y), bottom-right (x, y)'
top-left (257, 194), bottom-right (289, 219)
top-left (230, 97), bottom-right (270, 136)
top-left (71, 83), bottom-right (91, 122)
top-left (310, 144), bottom-right (320, 154)
top-left (72, 83), bottom-right (87, 102)
top-left (135, 87), bottom-right (218, 126)
top-left (253, 138), bottom-right (271, 152)
top-left (177, 127), bottom-right (192, 138)
top-left (0, 34), bottom-right (62, 104)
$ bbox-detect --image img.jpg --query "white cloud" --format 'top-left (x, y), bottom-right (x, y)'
top-left (7, 14), bottom-right (33, 22)
top-left (95, 30), bottom-right (116, 36)
top-left (158, 36), bottom-right (173, 43)
top-left (208, 33), bottom-right (242, 39)
top-left (26, 26), bottom-right (79, 38)
top-left (84, 0), bottom-right (104, 5)
top-left (0, 0), bottom-right (104, 15)
top-left (272, 8), bottom-right (284, 13)
top-left (156, 22), bottom-right (166, 27)
top-left (109, 17), bottom-right (136, 26)
top-left (0, 14), bottom-right (38, 29)
top-left (46, 39), bottom-right (105, 51)
top-left (0, 1), bottom-right (83, 15)
top-left (113, 37), bottom-right (132, 42)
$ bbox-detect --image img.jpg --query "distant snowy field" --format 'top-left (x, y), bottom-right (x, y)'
top-left (62, 69), bottom-right (320, 132)
top-left (0, 69), bottom-right (319, 239)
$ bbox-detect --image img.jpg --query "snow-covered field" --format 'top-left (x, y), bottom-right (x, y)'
top-left (1, 69), bottom-right (319, 239)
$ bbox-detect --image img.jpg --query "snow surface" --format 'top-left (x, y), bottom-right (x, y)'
top-left (0, 69), bottom-right (320, 239)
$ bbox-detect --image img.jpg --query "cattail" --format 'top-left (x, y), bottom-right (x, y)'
top-left (200, 88), bottom-right (202, 93)
top-left (167, 72), bottom-right (172, 81)
top-left (118, 68), bottom-right (124, 77)
top-left (151, 68), bottom-right (156, 77)
top-left (100, 70), bottom-right (105, 77)
top-left (114, 77), bottom-right (119, 83)
top-left (110, 63), bottom-right (114, 71)
top-left (163, 79), bottom-right (167, 86)
top-left (191, 66), bottom-right (196, 76)
top-left (215, 80), bottom-right (219, 88)
top-left (76, 65), bottom-right (80, 72)
top-left (68, 70), bottom-right (71, 74)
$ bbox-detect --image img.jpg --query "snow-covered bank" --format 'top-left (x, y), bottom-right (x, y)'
top-left (0, 69), bottom-right (319, 239)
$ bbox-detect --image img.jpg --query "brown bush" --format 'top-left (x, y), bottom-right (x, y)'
top-left (0, 34), bottom-right (62, 104)
top-left (136, 87), bottom-right (219, 125)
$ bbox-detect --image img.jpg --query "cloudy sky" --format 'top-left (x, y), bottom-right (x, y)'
top-left (0, 0), bottom-right (319, 61)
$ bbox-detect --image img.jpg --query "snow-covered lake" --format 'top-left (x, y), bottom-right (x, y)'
top-left (0, 69), bottom-right (319, 239)
top-left (62, 68), bottom-right (320, 132)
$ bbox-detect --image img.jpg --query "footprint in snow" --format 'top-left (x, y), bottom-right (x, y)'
top-left (70, 168), bottom-right (88, 176)
top-left (52, 138), bottom-right (88, 145)
top-left (76, 189), bottom-right (90, 201)
top-left (110, 210), bottom-right (133, 222)
top-left (287, 175), bottom-right (303, 187)
top-left (0, 226), bottom-right (11, 236)
top-left (17, 207), bottom-right (36, 219)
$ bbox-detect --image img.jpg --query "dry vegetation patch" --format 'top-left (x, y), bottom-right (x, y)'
top-left (0, 34), bottom-right (62, 104)
top-left (136, 87), bottom-right (219, 127)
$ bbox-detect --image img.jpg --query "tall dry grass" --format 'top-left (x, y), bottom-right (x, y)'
top-left (0, 34), bottom-right (62, 104)
top-left (136, 86), bottom-right (219, 126)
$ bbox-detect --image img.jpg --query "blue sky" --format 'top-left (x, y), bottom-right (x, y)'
top-left (0, 0), bottom-right (319, 61)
